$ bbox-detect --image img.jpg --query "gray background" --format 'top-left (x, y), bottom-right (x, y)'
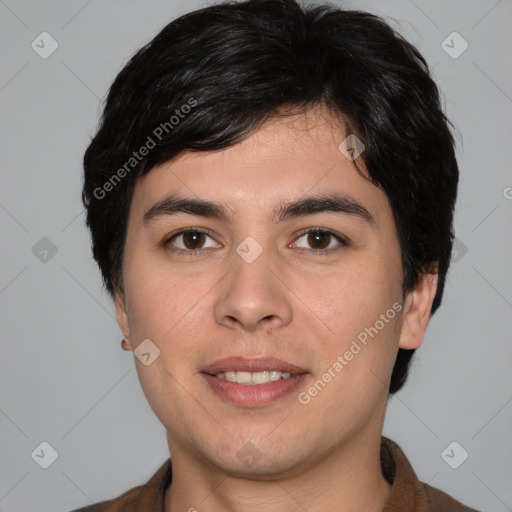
top-left (1, 0), bottom-right (511, 510)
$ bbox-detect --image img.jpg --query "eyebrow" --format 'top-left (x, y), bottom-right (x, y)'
top-left (143, 193), bottom-right (375, 226)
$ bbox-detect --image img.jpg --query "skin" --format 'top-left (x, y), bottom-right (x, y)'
top-left (115, 106), bottom-right (438, 512)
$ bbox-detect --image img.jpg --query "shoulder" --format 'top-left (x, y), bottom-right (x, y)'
top-left (67, 483), bottom-right (143, 512)
top-left (67, 458), bottom-right (172, 512)
top-left (381, 436), bottom-right (480, 512)
top-left (423, 483), bottom-right (482, 512)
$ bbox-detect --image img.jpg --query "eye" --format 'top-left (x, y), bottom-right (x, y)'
top-left (292, 228), bottom-right (348, 255)
top-left (164, 228), bottom-right (220, 255)
top-left (164, 227), bottom-right (348, 256)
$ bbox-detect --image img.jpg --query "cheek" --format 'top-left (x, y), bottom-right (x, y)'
top-left (305, 256), bottom-right (403, 390)
top-left (123, 250), bottom-right (194, 335)
top-left (309, 262), bottom-right (399, 337)
top-left (134, 362), bottom-right (195, 434)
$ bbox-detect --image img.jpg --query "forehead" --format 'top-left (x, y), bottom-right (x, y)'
top-left (129, 108), bottom-right (391, 226)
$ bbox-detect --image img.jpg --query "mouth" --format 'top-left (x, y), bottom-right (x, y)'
top-left (201, 356), bottom-right (309, 407)
top-left (212, 370), bottom-right (294, 385)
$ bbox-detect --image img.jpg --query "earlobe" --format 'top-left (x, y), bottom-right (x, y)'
top-left (398, 272), bottom-right (438, 350)
top-left (114, 291), bottom-right (133, 350)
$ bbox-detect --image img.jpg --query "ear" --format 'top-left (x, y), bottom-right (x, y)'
top-left (398, 270), bottom-right (439, 350)
top-left (114, 289), bottom-right (133, 350)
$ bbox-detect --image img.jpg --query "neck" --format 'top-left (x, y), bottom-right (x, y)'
top-left (164, 431), bottom-right (392, 512)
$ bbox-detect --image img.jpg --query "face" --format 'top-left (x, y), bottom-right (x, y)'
top-left (115, 107), bottom-right (436, 479)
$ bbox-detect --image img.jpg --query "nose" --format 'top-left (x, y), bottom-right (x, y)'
top-left (214, 248), bottom-right (293, 334)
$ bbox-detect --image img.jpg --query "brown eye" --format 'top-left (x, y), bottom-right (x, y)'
top-left (306, 231), bottom-right (331, 250)
top-left (165, 229), bottom-right (220, 254)
top-left (293, 228), bottom-right (347, 254)
top-left (181, 231), bottom-right (206, 250)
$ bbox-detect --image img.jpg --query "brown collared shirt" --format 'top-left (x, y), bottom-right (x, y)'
top-left (71, 437), bottom-right (480, 511)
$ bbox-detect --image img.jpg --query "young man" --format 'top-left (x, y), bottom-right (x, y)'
top-left (75, 0), bottom-right (478, 510)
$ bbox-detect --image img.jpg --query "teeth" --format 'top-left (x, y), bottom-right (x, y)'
top-left (214, 370), bottom-right (293, 385)
top-left (252, 371), bottom-right (269, 384)
top-left (270, 371), bottom-right (281, 381)
top-left (225, 371), bottom-right (237, 382)
top-left (237, 371), bottom-right (252, 384)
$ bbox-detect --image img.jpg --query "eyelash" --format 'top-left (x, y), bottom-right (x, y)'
top-left (163, 227), bottom-right (348, 257)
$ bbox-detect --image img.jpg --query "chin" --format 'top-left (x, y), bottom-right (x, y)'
top-left (213, 454), bottom-right (304, 481)
top-left (199, 437), bottom-right (311, 480)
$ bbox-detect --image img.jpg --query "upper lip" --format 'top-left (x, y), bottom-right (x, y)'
top-left (202, 357), bottom-right (308, 375)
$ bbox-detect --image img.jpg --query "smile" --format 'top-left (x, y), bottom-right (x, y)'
top-left (215, 370), bottom-right (292, 384)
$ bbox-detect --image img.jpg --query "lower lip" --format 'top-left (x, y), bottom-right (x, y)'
top-left (201, 373), bottom-right (309, 407)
